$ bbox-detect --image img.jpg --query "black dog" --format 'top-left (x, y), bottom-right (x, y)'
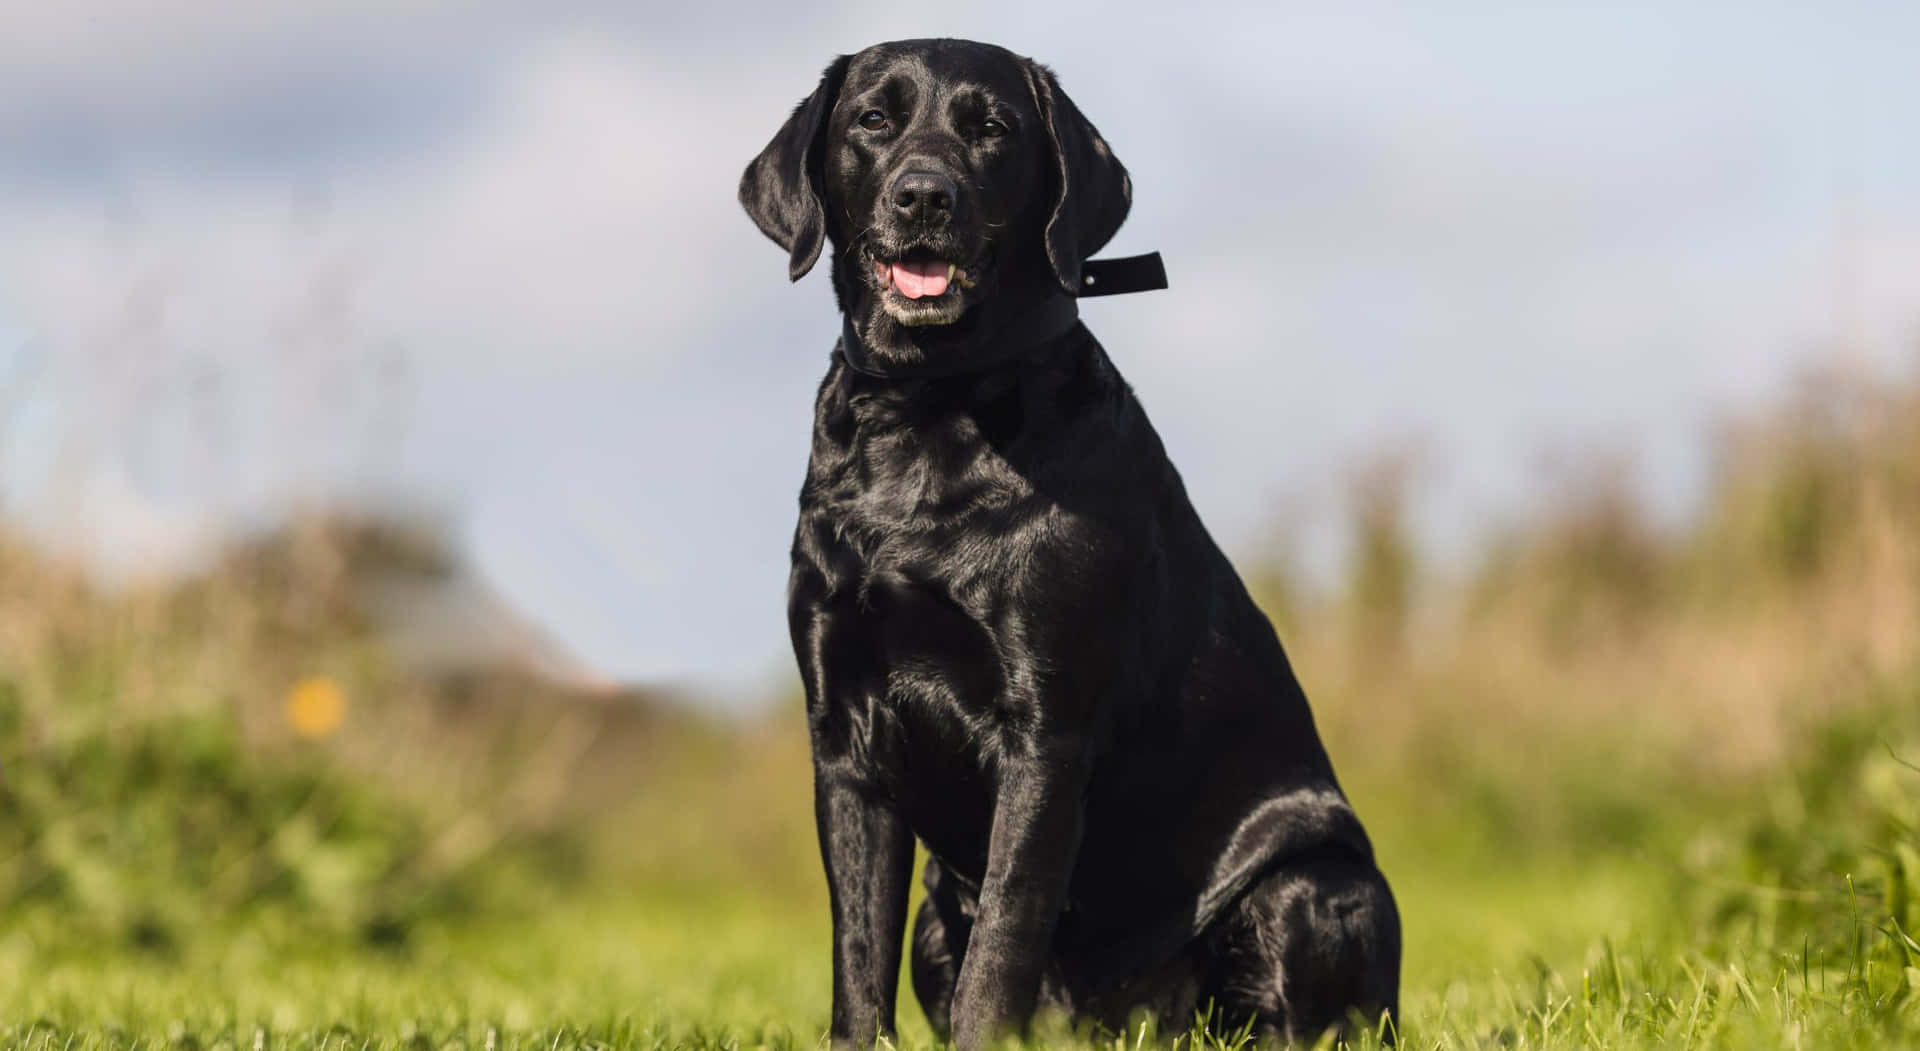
top-left (740, 39), bottom-right (1400, 1049)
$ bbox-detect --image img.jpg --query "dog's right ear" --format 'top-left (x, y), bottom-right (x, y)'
top-left (739, 55), bottom-right (851, 282)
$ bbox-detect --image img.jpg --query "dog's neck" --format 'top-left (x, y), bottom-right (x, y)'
top-left (838, 294), bottom-right (1082, 381)
top-left (833, 253), bottom-right (1169, 381)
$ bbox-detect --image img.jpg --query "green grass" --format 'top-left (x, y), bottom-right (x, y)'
top-left (0, 868), bottom-right (1911, 1049)
top-left (4, 699), bottom-right (1919, 1049)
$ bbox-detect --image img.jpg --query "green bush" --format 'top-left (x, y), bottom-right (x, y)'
top-left (0, 700), bottom-right (523, 955)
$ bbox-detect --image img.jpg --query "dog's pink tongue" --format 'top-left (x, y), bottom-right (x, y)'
top-left (889, 260), bottom-right (950, 299)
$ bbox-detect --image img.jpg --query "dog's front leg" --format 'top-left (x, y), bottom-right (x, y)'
top-left (815, 765), bottom-right (915, 1049)
top-left (950, 746), bottom-right (1087, 1050)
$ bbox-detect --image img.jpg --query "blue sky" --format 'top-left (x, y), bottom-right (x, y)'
top-left (3, 2), bottom-right (1918, 703)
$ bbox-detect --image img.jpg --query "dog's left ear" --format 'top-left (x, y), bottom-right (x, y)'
top-left (1026, 61), bottom-right (1133, 295)
top-left (739, 55), bottom-right (851, 281)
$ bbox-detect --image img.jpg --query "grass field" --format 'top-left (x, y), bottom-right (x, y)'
top-left (6, 364), bottom-right (1920, 1048)
top-left (0, 879), bottom-right (1900, 1051)
top-left (3, 703), bottom-right (1918, 1050)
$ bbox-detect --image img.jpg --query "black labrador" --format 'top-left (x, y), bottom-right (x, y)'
top-left (740, 38), bottom-right (1400, 1049)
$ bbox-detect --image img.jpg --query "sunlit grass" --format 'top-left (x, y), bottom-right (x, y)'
top-left (3, 863), bottom-right (1915, 1048)
top-left (7, 702), bottom-right (1920, 1048)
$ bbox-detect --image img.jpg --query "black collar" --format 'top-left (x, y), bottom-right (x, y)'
top-left (835, 252), bottom-right (1168, 381)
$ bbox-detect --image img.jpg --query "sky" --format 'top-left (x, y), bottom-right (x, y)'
top-left (2, 1), bottom-right (1918, 704)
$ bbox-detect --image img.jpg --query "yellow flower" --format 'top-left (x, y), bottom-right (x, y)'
top-left (285, 675), bottom-right (347, 739)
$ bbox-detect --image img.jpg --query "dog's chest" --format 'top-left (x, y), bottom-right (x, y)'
top-left (814, 392), bottom-right (1048, 614)
top-left (808, 499), bottom-right (1032, 727)
top-left (798, 422), bottom-right (1062, 791)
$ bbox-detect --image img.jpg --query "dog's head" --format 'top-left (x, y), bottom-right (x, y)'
top-left (741, 40), bottom-right (1131, 355)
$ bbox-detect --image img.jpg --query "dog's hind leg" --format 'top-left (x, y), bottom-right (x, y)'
top-left (1199, 845), bottom-right (1401, 1045)
top-left (909, 857), bottom-right (975, 1040)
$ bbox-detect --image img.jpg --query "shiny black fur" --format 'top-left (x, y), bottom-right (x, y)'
top-left (741, 39), bottom-right (1400, 1050)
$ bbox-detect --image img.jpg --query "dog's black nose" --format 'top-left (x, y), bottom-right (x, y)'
top-left (892, 170), bottom-right (956, 224)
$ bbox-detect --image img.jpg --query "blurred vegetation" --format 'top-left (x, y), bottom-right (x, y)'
top-left (3, 356), bottom-right (1920, 1044)
top-left (0, 514), bottom-right (811, 956)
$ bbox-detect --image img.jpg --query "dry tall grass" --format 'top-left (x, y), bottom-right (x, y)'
top-left (1283, 355), bottom-right (1920, 781)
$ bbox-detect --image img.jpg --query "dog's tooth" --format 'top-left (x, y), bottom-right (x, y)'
top-left (946, 263), bottom-right (956, 284)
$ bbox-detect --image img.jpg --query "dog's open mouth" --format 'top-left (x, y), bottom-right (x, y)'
top-left (867, 244), bottom-right (987, 327)
top-left (873, 247), bottom-right (979, 300)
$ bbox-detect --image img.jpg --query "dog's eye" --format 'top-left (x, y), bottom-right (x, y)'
top-left (981, 118), bottom-right (1008, 138)
top-left (858, 109), bottom-right (889, 131)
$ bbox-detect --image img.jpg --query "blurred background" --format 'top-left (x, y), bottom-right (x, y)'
top-left (5, 1), bottom-right (1920, 1045)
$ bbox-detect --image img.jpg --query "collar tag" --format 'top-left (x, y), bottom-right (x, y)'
top-left (1076, 252), bottom-right (1168, 298)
